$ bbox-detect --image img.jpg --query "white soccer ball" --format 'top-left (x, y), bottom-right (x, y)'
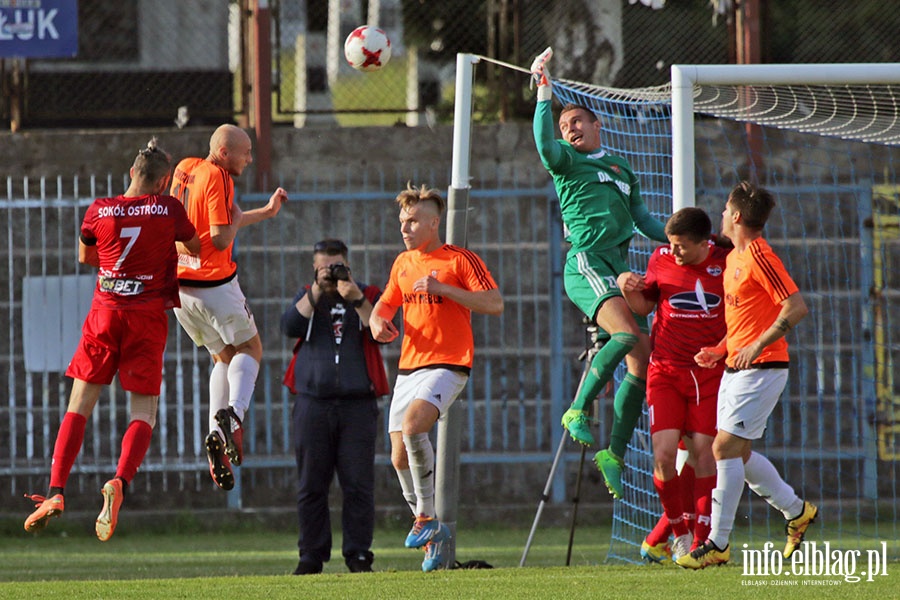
top-left (343, 26), bottom-right (391, 72)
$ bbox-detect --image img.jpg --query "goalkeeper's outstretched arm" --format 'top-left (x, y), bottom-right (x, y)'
top-left (530, 48), bottom-right (564, 170)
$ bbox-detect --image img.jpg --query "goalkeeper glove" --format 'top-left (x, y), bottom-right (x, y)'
top-left (530, 47), bottom-right (553, 102)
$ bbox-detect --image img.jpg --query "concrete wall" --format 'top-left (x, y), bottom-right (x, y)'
top-left (0, 123), bottom-right (542, 189)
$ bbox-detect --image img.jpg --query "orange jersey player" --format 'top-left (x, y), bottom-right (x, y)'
top-left (169, 124), bottom-right (288, 491)
top-left (369, 183), bottom-right (503, 572)
top-left (678, 181), bottom-right (816, 570)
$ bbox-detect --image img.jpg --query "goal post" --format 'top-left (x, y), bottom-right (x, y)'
top-left (435, 52), bottom-right (480, 568)
top-left (672, 62), bottom-right (900, 210)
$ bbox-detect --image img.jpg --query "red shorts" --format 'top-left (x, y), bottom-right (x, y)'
top-left (646, 360), bottom-right (723, 437)
top-left (66, 307), bottom-right (169, 395)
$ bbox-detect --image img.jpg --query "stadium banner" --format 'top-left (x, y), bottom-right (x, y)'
top-left (0, 0), bottom-right (77, 58)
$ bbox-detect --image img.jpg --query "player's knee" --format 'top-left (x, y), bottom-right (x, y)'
top-left (391, 448), bottom-right (408, 471)
top-left (653, 446), bottom-right (678, 472)
top-left (611, 331), bottom-right (638, 351)
top-left (235, 335), bottom-right (263, 362)
top-left (129, 395), bottom-right (158, 428)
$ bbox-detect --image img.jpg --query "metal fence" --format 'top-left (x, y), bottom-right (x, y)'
top-left (2, 170), bottom-right (900, 552)
top-left (2, 174), bottom-right (602, 514)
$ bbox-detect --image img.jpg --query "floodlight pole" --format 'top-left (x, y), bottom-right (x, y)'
top-left (435, 52), bottom-right (479, 569)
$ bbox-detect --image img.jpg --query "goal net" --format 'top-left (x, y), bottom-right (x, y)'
top-left (549, 63), bottom-right (900, 564)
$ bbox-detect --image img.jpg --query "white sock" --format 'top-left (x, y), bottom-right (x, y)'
top-left (709, 457), bottom-right (745, 549)
top-left (209, 361), bottom-right (230, 435)
top-left (395, 468), bottom-right (418, 516)
top-left (227, 353), bottom-right (259, 421)
top-left (403, 432), bottom-right (435, 518)
top-left (744, 451), bottom-right (804, 520)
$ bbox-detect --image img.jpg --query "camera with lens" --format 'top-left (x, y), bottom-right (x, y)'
top-left (326, 262), bottom-right (351, 282)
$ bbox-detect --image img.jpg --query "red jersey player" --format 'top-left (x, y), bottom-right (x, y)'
top-left (24, 138), bottom-right (199, 541)
top-left (617, 207), bottom-right (728, 563)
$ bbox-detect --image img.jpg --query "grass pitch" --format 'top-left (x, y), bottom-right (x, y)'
top-left (0, 519), bottom-right (896, 599)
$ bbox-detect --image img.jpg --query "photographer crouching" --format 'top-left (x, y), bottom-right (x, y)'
top-left (280, 238), bottom-right (389, 575)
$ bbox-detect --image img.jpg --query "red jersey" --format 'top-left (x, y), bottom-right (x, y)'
top-left (724, 237), bottom-right (798, 367)
top-left (641, 243), bottom-right (729, 367)
top-left (80, 194), bottom-right (197, 310)
top-left (380, 244), bottom-right (497, 372)
top-left (170, 157), bottom-right (236, 284)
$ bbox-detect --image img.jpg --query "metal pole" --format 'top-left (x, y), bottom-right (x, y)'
top-left (252, 0), bottom-right (273, 191)
top-left (435, 53), bottom-right (480, 569)
top-left (521, 325), bottom-right (600, 566)
top-left (670, 65), bottom-right (694, 212)
top-left (565, 445), bottom-right (587, 566)
top-left (520, 431), bottom-right (567, 567)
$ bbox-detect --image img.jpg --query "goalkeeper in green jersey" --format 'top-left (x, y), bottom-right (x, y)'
top-left (530, 48), bottom-right (668, 499)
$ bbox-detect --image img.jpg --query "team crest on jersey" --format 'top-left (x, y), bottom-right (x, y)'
top-left (610, 164), bottom-right (621, 174)
top-left (733, 268), bottom-right (741, 279)
top-left (707, 265), bottom-right (723, 277)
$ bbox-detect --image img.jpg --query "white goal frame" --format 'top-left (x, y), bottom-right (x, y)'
top-left (671, 63), bottom-right (900, 211)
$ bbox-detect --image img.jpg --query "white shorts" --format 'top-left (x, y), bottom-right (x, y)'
top-left (716, 368), bottom-right (789, 440)
top-left (174, 277), bottom-right (258, 355)
top-left (388, 368), bottom-right (469, 433)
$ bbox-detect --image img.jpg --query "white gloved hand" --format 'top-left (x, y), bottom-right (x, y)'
top-left (530, 47), bottom-right (553, 101)
top-left (530, 47), bottom-right (553, 86)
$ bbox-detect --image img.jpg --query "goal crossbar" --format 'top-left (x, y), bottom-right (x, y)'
top-left (671, 63), bottom-right (900, 210)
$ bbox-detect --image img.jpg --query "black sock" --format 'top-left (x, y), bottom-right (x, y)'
top-left (48, 486), bottom-right (64, 497)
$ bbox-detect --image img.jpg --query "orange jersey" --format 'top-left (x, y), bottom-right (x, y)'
top-left (381, 244), bottom-right (498, 372)
top-left (723, 238), bottom-right (799, 367)
top-left (170, 157), bottom-right (237, 284)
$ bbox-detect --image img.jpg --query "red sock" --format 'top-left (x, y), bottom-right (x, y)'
top-left (654, 474), bottom-right (689, 538)
top-left (49, 412), bottom-right (87, 490)
top-left (679, 463), bottom-right (696, 536)
top-left (693, 474), bottom-right (716, 549)
top-left (646, 513), bottom-right (671, 546)
top-left (115, 420), bottom-right (153, 484)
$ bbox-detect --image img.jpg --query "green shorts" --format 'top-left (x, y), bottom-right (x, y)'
top-left (563, 247), bottom-right (649, 335)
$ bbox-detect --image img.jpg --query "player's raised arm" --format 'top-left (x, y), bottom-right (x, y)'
top-left (530, 48), bottom-right (565, 169)
top-left (238, 186), bottom-right (288, 228)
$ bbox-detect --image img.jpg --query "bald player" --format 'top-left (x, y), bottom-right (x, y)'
top-left (170, 124), bottom-right (288, 491)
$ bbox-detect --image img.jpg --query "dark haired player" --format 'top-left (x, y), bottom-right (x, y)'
top-left (24, 138), bottom-right (199, 541)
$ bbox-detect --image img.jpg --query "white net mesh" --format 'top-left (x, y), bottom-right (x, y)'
top-left (560, 79), bottom-right (900, 145)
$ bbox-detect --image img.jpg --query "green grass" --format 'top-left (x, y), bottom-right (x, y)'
top-left (273, 49), bottom-right (411, 128)
top-left (1, 521), bottom-right (897, 599)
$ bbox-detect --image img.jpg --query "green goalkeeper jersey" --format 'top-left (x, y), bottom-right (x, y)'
top-left (533, 99), bottom-right (667, 254)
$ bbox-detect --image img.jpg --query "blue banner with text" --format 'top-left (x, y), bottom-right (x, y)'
top-left (0, 0), bottom-right (77, 58)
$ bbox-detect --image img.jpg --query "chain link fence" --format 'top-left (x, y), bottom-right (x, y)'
top-left (0, 1), bottom-right (899, 128)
